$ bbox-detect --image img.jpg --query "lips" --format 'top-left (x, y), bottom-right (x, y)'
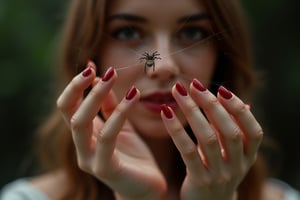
top-left (140, 91), bottom-right (178, 112)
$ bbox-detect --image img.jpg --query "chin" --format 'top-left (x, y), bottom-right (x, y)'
top-left (132, 120), bottom-right (171, 139)
top-left (128, 107), bottom-right (188, 139)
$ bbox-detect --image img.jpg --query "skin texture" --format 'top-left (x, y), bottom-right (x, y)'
top-left (101, 0), bottom-right (217, 139)
top-left (54, 0), bottom-right (264, 200)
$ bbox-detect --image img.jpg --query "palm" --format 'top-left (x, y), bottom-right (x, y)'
top-left (90, 116), bottom-right (166, 199)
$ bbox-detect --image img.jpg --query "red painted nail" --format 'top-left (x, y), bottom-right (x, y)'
top-left (160, 104), bottom-right (173, 119)
top-left (192, 79), bottom-right (206, 92)
top-left (82, 67), bottom-right (92, 77)
top-left (176, 82), bottom-right (188, 96)
top-left (102, 67), bottom-right (114, 82)
top-left (218, 86), bottom-right (232, 99)
top-left (126, 86), bottom-right (137, 100)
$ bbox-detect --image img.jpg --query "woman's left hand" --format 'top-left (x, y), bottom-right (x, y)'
top-left (161, 79), bottom-right (263, 200)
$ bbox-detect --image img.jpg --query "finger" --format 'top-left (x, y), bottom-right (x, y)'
top-left (160, 104), bottom-right (206, 175)
top-left (95, 86), bottom-right (140, 173)
top-left (172, 82), bottom-right (223, 172)
top-left (101, 90), bottom-right (119, 120)
top-left (70, 67), bottom-right (116, 160)
top-left (71, 67), bottom-right (116, 132)
top-left (57, 65), bottom-right (96, 123)
top-left (190, 80), bottom-right (244, 166)
top-left (217, 86), bottom-right (263, 159)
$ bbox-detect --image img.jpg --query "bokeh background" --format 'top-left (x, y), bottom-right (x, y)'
top-left (1, 0), bottom-right (299, 190)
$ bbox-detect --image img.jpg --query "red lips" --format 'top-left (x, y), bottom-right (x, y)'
top-left (140, 91), bottom-right (177, 112)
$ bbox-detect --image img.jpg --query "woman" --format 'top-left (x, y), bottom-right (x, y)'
top-left (2, 0), bottom-right (298, 199)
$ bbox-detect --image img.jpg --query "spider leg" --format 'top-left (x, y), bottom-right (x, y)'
top-left (144, 63), bottom-right (147, 74)
top-left (153, 63), bottom-right (155, 72)
top-left (139, 57), bottom-right (146, 62)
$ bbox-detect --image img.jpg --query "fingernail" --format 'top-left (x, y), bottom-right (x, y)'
top-left (160, 104), bottom-right (173, 119)
top-left (102, 67), bottom-right (114, 82)
top-left (126, 86), bottom-right (137, 100)
top-left (176, 82), bottom-right (188, 96)
top-left (218, 86), bottom-right (232, 99)
top-left (192, 79), bottom-right (206, 92)
top-left (82, 67), bottom-right (92, 77)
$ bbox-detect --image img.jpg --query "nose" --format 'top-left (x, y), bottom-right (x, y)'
top-left (146, 35), bottom-right (179, 81)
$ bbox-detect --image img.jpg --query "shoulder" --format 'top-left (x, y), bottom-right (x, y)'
top-left (0, 178), bottom-right (48, 200)
top-left (0, 171), bottom-right (66, 200)
top-left (263, 178), bottom-right (300, 200)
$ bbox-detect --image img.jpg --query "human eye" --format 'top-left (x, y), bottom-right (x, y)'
top-left (111, 26), bottom-right (142, 41)
top-left (177, 26), bottom-right (211, 46)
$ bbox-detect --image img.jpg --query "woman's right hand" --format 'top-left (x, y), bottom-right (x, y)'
top-left (56, 62), bottom-right (166, 200)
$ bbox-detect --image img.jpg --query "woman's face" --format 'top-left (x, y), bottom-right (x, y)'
top-left (99, 0), bottom-right (217, 138)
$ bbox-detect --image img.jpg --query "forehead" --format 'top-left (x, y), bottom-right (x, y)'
top-left (107, 0), bottom-right (207, 18)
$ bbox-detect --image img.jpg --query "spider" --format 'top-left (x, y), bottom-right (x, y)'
top-left (139, 51), bottom-right (161, 73)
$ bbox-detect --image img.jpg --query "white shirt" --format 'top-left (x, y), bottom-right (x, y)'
top-left (1, 178), bottom-right (299, 200)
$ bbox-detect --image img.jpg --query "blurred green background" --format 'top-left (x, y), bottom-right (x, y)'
top-left (1, 0), bottom-right (299, 190)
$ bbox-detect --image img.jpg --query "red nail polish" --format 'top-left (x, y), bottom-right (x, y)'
top-left (192, 79), bottom-right (206, 92)
top-left (82, 67), bottom-right (92, 77)
top-left (102, 67), bottom-right (114, 82)
top-left (160, 104), bottom-right (173, 119)
top-left (126, 86), bottom-right (137, 100)
top-left (176, 82), bottom-right (187, 96)
top-left (218, 86), bottom-right (232, 99)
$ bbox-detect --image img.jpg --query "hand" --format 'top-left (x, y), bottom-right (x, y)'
top-left (57, 64), bottom-right (166, 200)
top-left (161, 79), bottom-right (263, 200)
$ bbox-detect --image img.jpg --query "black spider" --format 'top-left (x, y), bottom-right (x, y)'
top-left (139, 51), bottom-right (161, 73)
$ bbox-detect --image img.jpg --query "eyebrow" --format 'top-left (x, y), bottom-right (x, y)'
top-left (106, 13), bottom-right (210, 24)
top-left (107, 13), bottom-right (147, 23)
top-left (177, 13), bottom-right (211, 23)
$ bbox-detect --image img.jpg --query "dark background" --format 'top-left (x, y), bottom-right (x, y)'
top-left (1, 0), bottom-right (300, 190)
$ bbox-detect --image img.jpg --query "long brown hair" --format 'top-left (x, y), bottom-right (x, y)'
top-left (36, 0), bottom-right (265, 199)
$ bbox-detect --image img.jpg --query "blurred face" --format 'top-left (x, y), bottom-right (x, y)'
top-left (99, 0), bottom-right (217, 138)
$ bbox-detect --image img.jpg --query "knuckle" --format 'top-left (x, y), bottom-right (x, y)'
top-left (56, 96), bottom-right (64, 109)
top-left (86, 87), bottom-right (99, 99)
top-left (229, 126), bottom-right (243, 142)
top-left (182, 146), bottom-right (199, 160)
top-left (191, 175), bottom-right (212, 187)
top-left (204, 132), bottom-right (219, 147)
top-left (184, 102), bottom-right (200, 117)
top-left (97, 130), bottom-right (114, 144)
top-left (70, 115), bottom-right (82, 132)
top-left (205, 97), bottom-right (220, 110)
top-left (56, 94), bottom-right (70, 112)
top-left (233, 103), bottom-right (248, 116)
top-left (251, 126), bottom-right (264, 142)
top-left (215, 172), bottom-right (231, 185)
top-left (249, 153), bottom-right (258, 165)
top-left (232, 164), bottom-right (247, 179)
top-left (170, 123), bottom-right (184, 137)
top-left (69, 76), bottom-right (84, 93)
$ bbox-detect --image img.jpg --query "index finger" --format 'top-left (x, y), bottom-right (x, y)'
top-left (57, 65), bottom-right (96, 124)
